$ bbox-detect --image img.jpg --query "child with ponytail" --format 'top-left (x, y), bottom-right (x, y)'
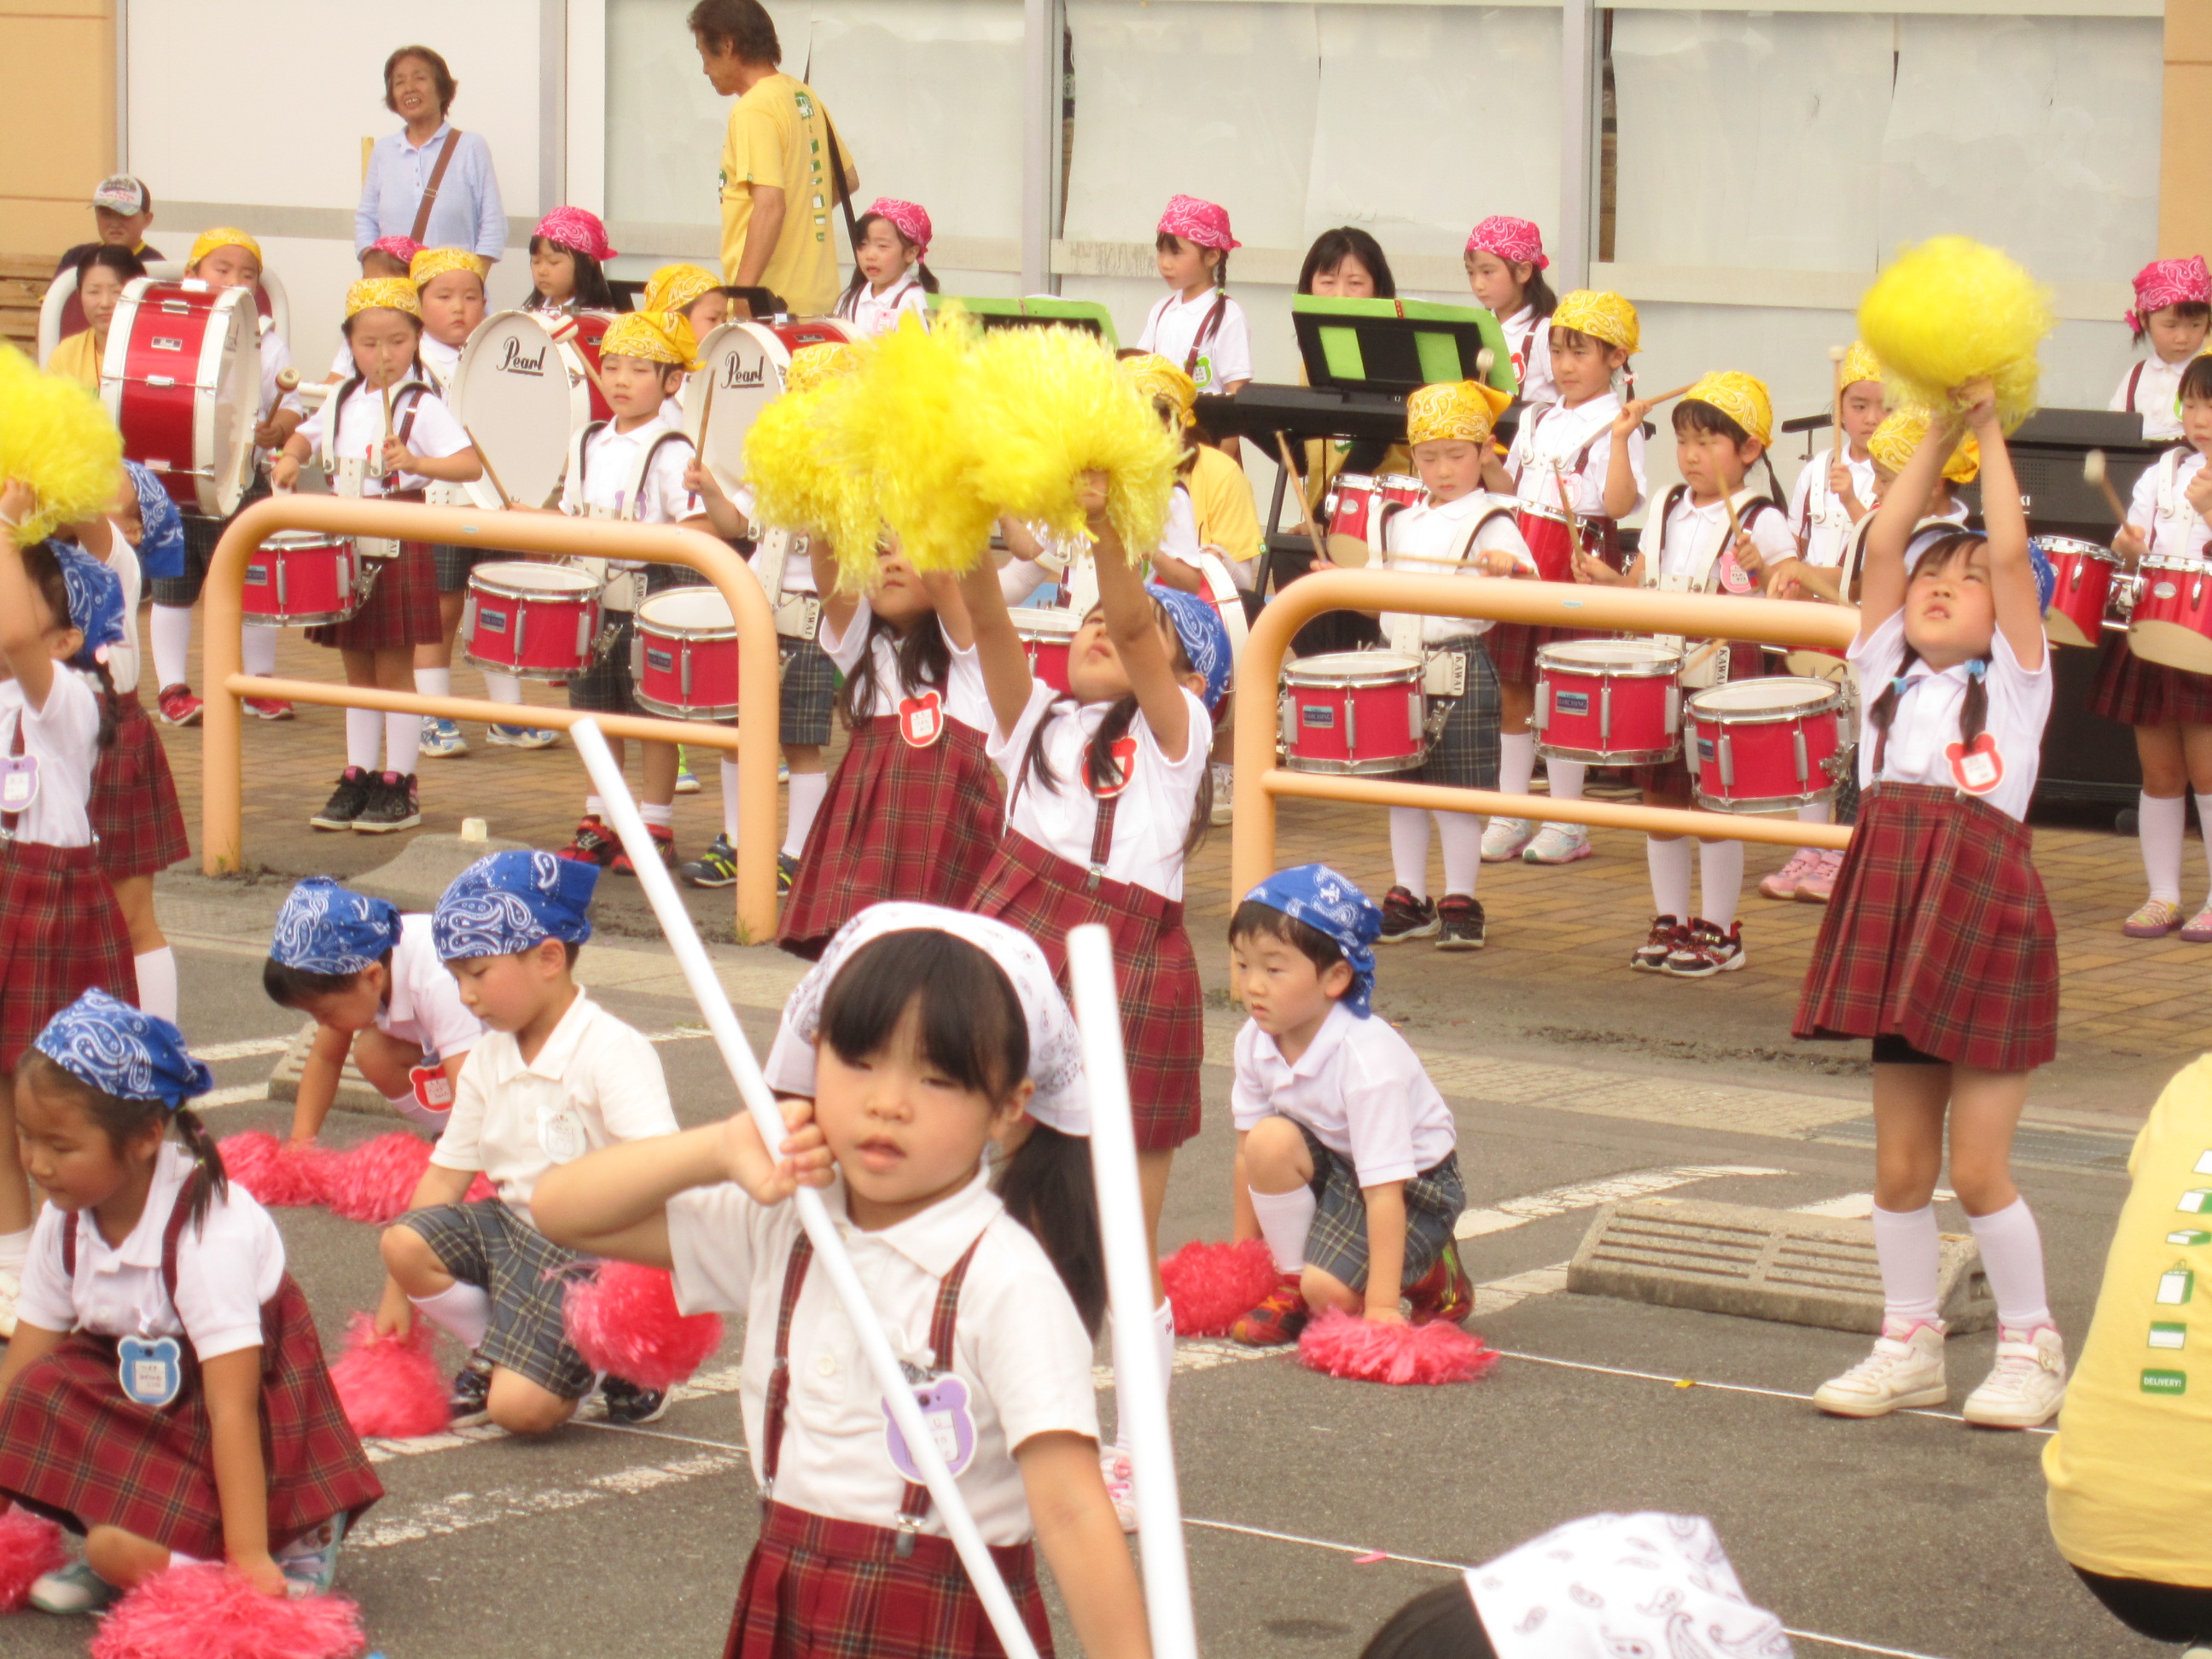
top-left (1137, 195), bottom-right (1250, 457)
top-left (1796, 382), bottom-right (2070, 1430)
top-left (1463, 217), bottom-right (1558, 407)
top-left (524, 208), bottom-right (619, 314)
top-left (2112, 257), bottom-right (2211, 441)
top-left (835, 198), bottom-right (938, 335)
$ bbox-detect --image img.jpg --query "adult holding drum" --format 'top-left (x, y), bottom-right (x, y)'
top-left (355, 46), bottom-right (507, 265)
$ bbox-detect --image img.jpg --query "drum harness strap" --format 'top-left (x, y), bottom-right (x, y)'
top-left (1, 715), bottom-right (24, 841)
top-left (327, 378), bottom-right (429, 495)
top-left (568, 422), bottom-right (699, 613)
top-left (2126, 358), bottom-right (2147, 415)
top-left (1181, 294), bottom-right (1231, 381)
top-left (1645, 485), bottom-right (1782, 686)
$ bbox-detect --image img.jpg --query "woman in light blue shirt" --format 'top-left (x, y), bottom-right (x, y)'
top-left (354, 46), bottom-right (506, 264)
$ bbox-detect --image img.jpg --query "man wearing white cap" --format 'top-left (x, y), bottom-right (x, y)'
top-left (55, 177), bottom-right (162, 339)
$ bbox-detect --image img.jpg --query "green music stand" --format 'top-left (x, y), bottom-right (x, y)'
top-left (1290, 295), bottom-right (1515, 398)
top-left (928, 294), bottom-right (1121, 351)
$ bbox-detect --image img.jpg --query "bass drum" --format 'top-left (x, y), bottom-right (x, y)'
top-left (684, 317), bottom-right (859, 498)
top-left (450, 311), bottom-right (591, 510)
top-left (101, 278), bottom-right (260, 516)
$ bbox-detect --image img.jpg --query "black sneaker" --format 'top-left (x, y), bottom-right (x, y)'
top-left (1633, 915), bottom-right (1685, 972)
top-left (353, 771), bottom-right (422, 834)
top-left (680, 832), bottom-right (737, 888)
top-left (310, 767), bottom-right (374, 831)
top-left (1435, 894), bottom-right (1487, 951)
top-left (600, 1374), bottom-right (669, 1425)
top-left (777, 852), bottom-right (800, 896)
top-left (1377, 885), bottom-right (1440, 943)
top-left (560, 817), bottom-right (620, 868)
top-left (448, 1355), bottom-right (493, 1426)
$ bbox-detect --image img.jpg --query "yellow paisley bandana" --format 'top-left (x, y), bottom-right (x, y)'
top-left (601, 309), bottom-right (699, 371)
top-left (410, 247), bottom-right (489, 287)
top-left (1838, 341), bottom-right (1883, 391)
top-left (783, 341), bottom-right (860, 395)
top-left (644, 264), bottom-right (722, 323)
top-left (1551, 289), bottom-right (1639, 354)
top-left (1406, 380), bottom-right (1515, 447)
top-left (1870, 412), bottom-right (1980, 483)
top-left (346, 278), bottom-right (422, 321)
top-left (187, 227), bottom-right (263, 271)
top-left (1120, 352), bottom-right (1198, 428)
top-left (1681, 370), bottom-right (1774, 448)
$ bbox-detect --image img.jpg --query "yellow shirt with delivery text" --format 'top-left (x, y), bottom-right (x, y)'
top-left (2045, 1051), bottom-right (2212, 1586)
top-left (718, 72), bottom-right (843, 317)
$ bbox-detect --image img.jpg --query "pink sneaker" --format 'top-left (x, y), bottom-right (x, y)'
top-left (1760, 847), bottom-right (1821, 900)
top-left (1796, 849), bottom-right (1843, 904)
top-left (2124, 898), bottom-right (2186, 939)
top-left (1100, 1447), bottom-right (1138, 1533)
top-left (2182, 903), bottom-right (2212, 944)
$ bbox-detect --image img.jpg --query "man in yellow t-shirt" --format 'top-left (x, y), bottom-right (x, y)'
top-left (690, 0), bottom-right (857, 317)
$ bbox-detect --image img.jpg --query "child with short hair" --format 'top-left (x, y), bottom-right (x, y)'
top-left (2113, 257), bottom-right (2212, 441)
top-left (379, 852), bottom-right (680, 1432)
top-left (835, 198), bottom-right (938, 335)
top-left (260, 876), bottom-right (484, 1145)
top-left (1225, 864), bottom-right (1470, 1347)
top-left (0, 991), bottom-right (381, 1613)
top-left (1463, 217), bottom-right (1558, 407)
top-left (1136, 195), bottom-right (1251, 458)
top-left (1790, 341), bottom-right (1885, 570)
top-left (525, 208), bottom-right (618, 313)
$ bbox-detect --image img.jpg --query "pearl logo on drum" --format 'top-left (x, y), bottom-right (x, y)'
top-left (718, 356), bottom-right (768, 391)
top-left (497, 336), bottom-right (548, 376)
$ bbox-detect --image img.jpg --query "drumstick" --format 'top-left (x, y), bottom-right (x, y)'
top-left (380, 380), bottom-right (395, 475)
top-left (276, 367), bottom-right (300, 394)
top-left (1273, 430), bottom-right (1329, 567)
top-left (1828, 344), bottom-right (1847, 466)
top-left (548, 314), bottom-right (614, 406)
top-left (462, 424), bottom-right (513, 509)
top-left (1681, 638), bottom-right (1727, 678)
top-left (1552, 461), bottom-right (1583, 571)
top-left (1643, 381), bottom-right (1703, 410)
top-left (2084, 450), bottom-right (2130, 526)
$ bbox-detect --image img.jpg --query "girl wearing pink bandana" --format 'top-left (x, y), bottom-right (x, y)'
top-left (1137, 195), bottom-right (1252, 457)
top-left (2112, 258), bottom-right (2210, 442)
top-left (1464, 216), bottom-right (1559, 408)
top-left (835, 198), bottom-right (938, 335)
top-left (524, 207), bottom-right (618, 314)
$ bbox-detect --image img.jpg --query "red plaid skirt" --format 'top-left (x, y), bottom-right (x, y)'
top-left (777, 716), bottom-right (1006, 960)
top-left (1488, 511), bottom-right (1622, 683)
top-left (972, 831), bottom-right (1203, 1150)
top-left (306, 540), bottom-right (440, 652)
top-left (1793, 783), bottom-right (2057, 1072)
top-left (727, 1502), bottom-right (1051, 1659)
top-left (90, 691), bottom-right (190, 878)
top-left (2087, 636), bottom-right (2212, 727)
top-left (0, 1277), bottom-right (382, 1558)
top-left (0, 840), bottom-right (135, 1072)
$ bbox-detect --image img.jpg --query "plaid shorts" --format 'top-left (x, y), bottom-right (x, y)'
top-left (1401, 636), bottom-right (1500, 790)
top-left (780, 636), bottom-right (835, 747)
top-left (396, 1198), bottom-right (597, 1399)
top-left (433, 543), bottom-right (490, 593)
top-left (155, 479), bottom-right (271, 607)
top-left (568, 564), bottom-right (707, 716)
top-left (1295, 1123), bottom-right (1465, 1294)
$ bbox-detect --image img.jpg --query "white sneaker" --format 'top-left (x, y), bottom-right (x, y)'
top-left (1099, 1446), bottom-right (1138, 1534)
top-left (1481, 818), bottom-right (1534, 861)
top-left (1961, 1324), bottom-right (2067, 1428)
top-left (30, 1560), bottom-right (119, 1615)
top-left (1522, 823), bottom-right (1592, 865)
top-left (1813, 1319), bottom-right (1948, 1417)
top-left (0, 1266), bottom-right (19, 1340)
top-left (1209, 763), bottom-right (1233, 827)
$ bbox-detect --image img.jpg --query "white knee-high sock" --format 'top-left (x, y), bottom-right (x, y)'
top-left (385, 1092), bottom-right (451, 1133)
top-left (2196, 795), bottom-right (2212, 905)
top-left (242, 626), bottom-right (277, 678)
top-left (1388, 806), bottom-right (1431, 899)
top-left (1698, 840), bottom-right (1744, 929)
top-left (1249, 1185), bottom-right (1318, 1274)
top-left (783, 772), bottom-right (830, 859)
top-left (415, 666), bottom-right (451, 701)
top-left (1112, 1300), bottom-right (1179, 1460)
top-left (346, 708), bottom-right (381, 772)
top-left (1499, 731), bottom-right (1536, 800)
top-left (719, 760), bottom-right (742, 841)
top-left (1546, 756), bottom-right (1587, 804)
top-left (1437, 812), bottom-right (1483, 897)
top-left (1645, 836), bottom-right (1692, 920)
top-left (384, 711), bottom-right (421, 776)
top-left (152, 604), bottom-right (194, 690)
top-left (134, 948), bottom-right (178, 1022)
top-left (410, 1281), bottom-right (491, 1350)
top-left (1871, 1204), bottom-right (1942, 1324)
top-left (2141, 792), bottom-right (2187, 904)
top-left (1969, 1197), bottom-right (2053, 1330)
top-left (482, 671), bottom-right (524, 705)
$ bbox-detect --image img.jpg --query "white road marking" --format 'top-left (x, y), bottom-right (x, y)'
top-left (197, 1084), bottom-right (271, 1110)
top-left (1794, 1188), bottom-right (1954, 1220)
top-left (191, 1036), bottom-right (298, 1062)
top-left (1454, 1165), bottom-right (1787, 1240)
top-left (348, 1449), bottom-right (748, 1549)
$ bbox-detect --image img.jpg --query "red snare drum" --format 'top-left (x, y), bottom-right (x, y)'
top-left (1320, 473), bottom-right (1424, 567)
top-left (2038, 537), bottom-right (2121, 649)
top-left (1279, 651), bottom-right (1426, 774)
top-left (1514, 503), bottom-right (1622, 583)
top-left (1685, 677), bottom-right (1845, 812)
top-left (554, 311), bottom-right (615, 423)
top-left (1010, 607), bottom-right (1079, 693)
top-left (1532, 639), bottom-right (1683, 765)
top-left (463, 562), bottom-right (603, 680)
top-left (242, 531), bottom-right (366, 628)
top-left (2125, 556), bottom-right (2212, 674)
top-left (632, 588), bottom-right (740, 719)
top-left (453, 312), bottom-right (591, 512)
top-left (101, 279), bottom-right (260, 516)
top-left (687, 317), bottom-right (859, 499)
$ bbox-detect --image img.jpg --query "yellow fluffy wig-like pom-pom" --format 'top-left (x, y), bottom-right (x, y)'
top-left (966, 326), bottom-right (1183, 562)
top-left (1856, 236), bottom-right (2053, 434)
top-left (742, 375), bottom-right (880, 569)
top-left (0, 344), bottom-right (125, 542)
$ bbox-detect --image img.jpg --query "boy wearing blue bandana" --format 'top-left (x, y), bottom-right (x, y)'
top-left (378, 853), bottom-right (680, 1431)
top-left (1224, 864), bottom-right (1471, 1347)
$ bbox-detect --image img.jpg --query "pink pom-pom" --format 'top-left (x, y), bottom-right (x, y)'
top-left (1296, 1310), bottom-right (1500, 1387)
top-left (328, 1312), bottom-right (449, 1439)
top-left (0, 1504), bottom-right (67, 1611)
top-left (89, 1563), bottom-right (364, 1659)
top-left (322, 1132), bottom-right (435, 1225)
top-left (1159, 1239), bottom-right (1281, 1336)
top-left (218, 1132), bottom-right (335, 1209)
top-left (562, 1261), bottom-right (723, 1391)
top-left (463, 1173), bottom-right (497, 1205)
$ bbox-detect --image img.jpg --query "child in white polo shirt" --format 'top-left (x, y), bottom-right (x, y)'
top-left (1225, 864), bottom-right (1471, 1348)
top-left (262, 876), bottom-right (485, 1144)
top-left (376, 853), bottom-right (679, 1433)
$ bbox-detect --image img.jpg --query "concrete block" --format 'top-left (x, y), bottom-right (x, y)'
top-left (348, 830), bottom-right (530, 911)
top-left (1566, 1196), bottom-right (1994, 1336)
top-left (266, 1021), bottom-right (393, 1118)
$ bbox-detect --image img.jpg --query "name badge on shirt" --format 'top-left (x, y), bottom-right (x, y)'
top-left (1087, 736), bottom-right (1138, 800)
top-left (1716, 543), bottom-right (1758, 595)
top-left (410, 1062), bottom-right (454, 1114)
top-left (897, 690), bottom-right (945, 749)
top-left (1945, 733), bottom-right (2004, 796)
top-left (118, 1334), bottom-right (184, 1409)
top-left (538, 1105), bottom-right (585, 1163)
top-left (0, 754), bottom-right (39, 814)
top-left (882, 1372), bottom-right (977, 1482)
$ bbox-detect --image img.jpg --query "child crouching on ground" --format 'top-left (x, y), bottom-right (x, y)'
top-left (1226, 864), bottom-right (1472, 1346)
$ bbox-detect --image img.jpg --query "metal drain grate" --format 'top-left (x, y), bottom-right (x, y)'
top-left (1817, 1116), bottom-right (2133, 1172)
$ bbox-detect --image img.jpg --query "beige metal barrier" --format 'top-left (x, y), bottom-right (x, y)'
top-left (203, 497), bottom-right (783, 940)
top-left (1230, 572), bottom-right (1863, 899)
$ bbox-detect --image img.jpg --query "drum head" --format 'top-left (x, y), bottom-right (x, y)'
top-left (2033, 536), bottom-right (2117, 563)
top-left (1324, 533), bottom-right (1371, 568)
top-left (637, 586), bottom-right (736, 632)
top-left (454, 312), bottom-right (580, 510)
top-left (207, 288), bottom-right (259, 518)
top-left (1689, 676), bottom-right (1838, 716)
top-left (1009, 605), bottom-right (1080, 641)
top-left (471, 560), bottom-right (602, 599)
top-left (264, 529), bottom-right (350, 552)
top-left (1285, 649), bottom-right (1423, 685)
top-left (687, 321), bottom-right (795, 501)
top-left (1539, 638), bottom-right (1683, 674)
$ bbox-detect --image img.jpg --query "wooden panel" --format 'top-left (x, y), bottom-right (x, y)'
top-left (0, 17), bottom-right (112, 201)
top-left (0, 0), bottom-right (109, 15)
top-left (2168, 0), bottom-right (2212, 61)
top-left (2161, 61), bottom-right (2212, 255)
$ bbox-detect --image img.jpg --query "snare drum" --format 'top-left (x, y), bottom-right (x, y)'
top-left (1279, 651), bottom-right (1426, 774)
top-left (242, 531), bottom-right (366, 628)
top-left (1531, 639), bottom-right (1684, 765)
top-left (687, 317), bottom-right (859, 499)
top-left (2037, 537), bottom-right (2122, 649)
top-left (2125, 556), bottom-right (2212, 674)
top-left (1684, 677), bottom-right (1845, 812)
top-left (1318, 473), bottom-right (1425, 567)
top-left (462, 562), bottom-right (604, 680)
top-left (101, 279), bottom-right (260, 516)
top-left (632, 588), bottom-right (740, 720)
top-left (1010, 607), bottom-right (1080, 692)
top-left (451, 311), bottom-right (591, 511)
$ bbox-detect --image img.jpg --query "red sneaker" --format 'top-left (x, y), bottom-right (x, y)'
top-left (559, 817), bottom-right (620, 867)
top-left (156, 684), bottom-right (203, 726)
top-left (609, 824), bottom-right (676, 876)
top-left (1405, 1241), bottom-right (1475, 1326)
top-left (243, 696), bottom-right (295, 721)
top-left (1229, 1276), bottom-right (1311, 1348)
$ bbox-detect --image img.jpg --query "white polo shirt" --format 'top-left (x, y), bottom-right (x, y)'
top-left (1646, 488), bottom-right (1796, 593)
top-left (1232, 1004), bottom-right (1457, 1186)
top-left (0, 668), bottom-right (101, 849)
top-left (1136, 289), bottom-right (1253, 394)
top-left (1854, 608), bottom-right (2051, 823)
top-left (1381, 490), bottom-right (1534, 643)
top-left (667, 1168), bottom-right (1099, 1545)
top-left (1788, 445), bottom-right (1879, 569)
top-left (2111, 356), bottom-right (2190, 442)
top-left (306, 380), bottom-right (472, 496)
top-left (1507, 393), bottom-right (1646, 520)
top-left (562, 420), bottom-right (700, 525)
top-left (16, 1144), bottom-right (286, 1361)
top-left (430, 989), bottom-right (678, 1213)
top-left (2129, 449), bottom-right (2212, 563)
top-left (101, 532), bottom-right (143, 695)
top-left (842, 271), bottom-right (930, 337)
top-left (820, 597), bottom-right (994, 729)
top-left (1499, 306), bottom-right (1557, 409)
top-left (990, 684), bottom-right (1209, 900)
top-left (378, 914), bottom-right (485, 1063)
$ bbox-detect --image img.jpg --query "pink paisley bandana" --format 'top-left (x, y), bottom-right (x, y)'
top-left (1158, 195), bottom-right (1240, 252)
top-left (368, 236), bottom-right (425, 267)
top-left (867, 197), bottom-right (933, 261)
top-left (2129, 256), bottom-right (2211, 331)
top-left (533, 207), bottom-right (616, 264)
top-left (1465, 216), bottom-right (1550, 271)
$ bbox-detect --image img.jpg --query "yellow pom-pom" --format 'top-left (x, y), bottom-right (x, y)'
top-left (1857, 237), bottom-right (2053, 433)
top-left (0, 344), bottom-right (124, 541)
top-left (742, 376), bottom-right (879, 568)
top-left (966, 325), bottom-right (1183, 562)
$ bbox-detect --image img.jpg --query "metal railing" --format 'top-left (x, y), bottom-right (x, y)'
top-left (1229, 571), bottom-right (1862, 899)
top-left (201, 497), bottom-right (784, 939)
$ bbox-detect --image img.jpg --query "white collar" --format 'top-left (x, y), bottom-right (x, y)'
top-left (868, 271), bottom-right (918, 306)
top-left (1249, 1000), bottom-right (1357, 1079)
top-left (832, 1167), bottom-right (1004, 1278)
top-left (401, 120), bottom-right (455, 155)
top-left (92, 1145), bottom-right (193, 1271)
top-left (486, 988), bottom-right (597, 1084)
